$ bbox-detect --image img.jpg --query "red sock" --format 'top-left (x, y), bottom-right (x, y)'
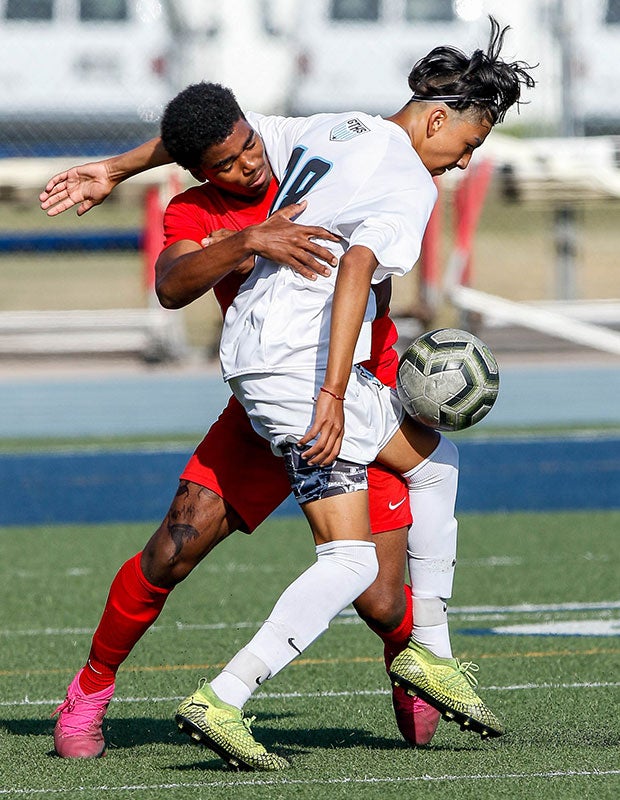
top-left (382, 583), bottom-right (413, 651)
top-left (367, 583), bottom-right (413, 663)
top-left (78, 552), bottom-right (171, 694)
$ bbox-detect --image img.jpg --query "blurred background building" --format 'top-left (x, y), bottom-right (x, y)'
top-left (2, 0), bottom-right (620, 147)
top-left (0, 0), bottom-right (619, 366)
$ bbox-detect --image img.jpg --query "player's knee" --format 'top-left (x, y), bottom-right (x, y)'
top-left (142, 527), bottom-right (216, 586)
top-left (404, 433), bottom-right (459, 492)
top-left (141, 529), bottom-right (196, 587)
top-left (358, 544), bottom-right (379, 589)
top-left (318, 539), bottom-right (378, 595)
top-left (354, 584), bottom-right (405, 631)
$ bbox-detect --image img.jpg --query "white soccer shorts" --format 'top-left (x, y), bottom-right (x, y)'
top-left (228, 364), bottom-right (405, 465)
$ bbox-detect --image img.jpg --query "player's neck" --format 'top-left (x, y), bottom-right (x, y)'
top-left (384, 106), bottom-right (418, 148)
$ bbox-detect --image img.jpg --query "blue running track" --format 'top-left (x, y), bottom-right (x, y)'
top-left (0, 363), bottom-right (618, 525)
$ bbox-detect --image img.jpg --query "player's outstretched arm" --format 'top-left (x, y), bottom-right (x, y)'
top-left (39, 138), bottom-right (172, 217)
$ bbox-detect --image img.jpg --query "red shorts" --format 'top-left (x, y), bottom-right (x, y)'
top-left (180, 395), bottom-right (411, 534)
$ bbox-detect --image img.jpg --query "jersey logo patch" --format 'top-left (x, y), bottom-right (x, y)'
top-left (329, 118), bottom-right (370, 142)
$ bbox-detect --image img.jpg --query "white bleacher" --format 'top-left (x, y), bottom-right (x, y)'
top-left (0, 307), bottom-right (187, 362)
top-left (482, 133), bottom-right (620, 200)
top-left (440, 134), bottom-right (620, 357)
top-left (0, 159), bottom-right (188, 362)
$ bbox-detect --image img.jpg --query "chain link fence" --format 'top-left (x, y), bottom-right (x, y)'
top-left (1, 0), bottom-right (619, 364)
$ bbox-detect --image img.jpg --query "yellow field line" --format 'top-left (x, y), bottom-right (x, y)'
top-left (2, 646), bottom-right (619, 678)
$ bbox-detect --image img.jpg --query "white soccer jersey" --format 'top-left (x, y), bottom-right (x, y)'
top-left (219, 110), bottom-right (437, 381)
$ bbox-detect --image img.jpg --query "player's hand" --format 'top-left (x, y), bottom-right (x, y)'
top-left (201, 228), bottom-right (236, 247)
top-left (298, 390), bottom-right (345, 466)
top-left (247, 200), bottom-right (341, 280)
top-left (39, 161), bottom-right (115, 217)
top-left (202, 228), bottom-right (255, 274)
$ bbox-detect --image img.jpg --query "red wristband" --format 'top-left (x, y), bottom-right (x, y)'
top-left (319, 386), bottom-right (345, 401)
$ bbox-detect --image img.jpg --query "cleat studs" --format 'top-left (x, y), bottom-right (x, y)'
top-left (405, 688), bottom-right (416, 697)
top-left (191, 732), bottom-right (201, 741)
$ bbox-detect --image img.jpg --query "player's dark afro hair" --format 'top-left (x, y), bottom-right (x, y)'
top-left (161, 82), bottom-right (245, 170)
top-left (408, 16), bottom-right (536, 124)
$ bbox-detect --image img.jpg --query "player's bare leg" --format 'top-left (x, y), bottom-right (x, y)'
top-left (53, 481), bottom-right (238, 758)
top-left (354, 527), bottom-right (407, 630)
top-left (141, 481), bottom-right (241, 586)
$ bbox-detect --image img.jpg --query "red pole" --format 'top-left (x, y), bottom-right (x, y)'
top-left (141, 172), bottom-right (184, 295)
top-left (419, 179), bottom-right (442, 314)
top-left (453, 159), bottom-right (494, 286)
top-left (142, 185), bottom-right (164, 293)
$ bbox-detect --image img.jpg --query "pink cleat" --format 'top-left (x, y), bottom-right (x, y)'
top-left (52, 670), bottom-right (115, 758)
top-left (385, 645), bottom-right (440, 746)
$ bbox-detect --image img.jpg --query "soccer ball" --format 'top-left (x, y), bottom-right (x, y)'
top-left (396, 328), bottom-right (500, 431)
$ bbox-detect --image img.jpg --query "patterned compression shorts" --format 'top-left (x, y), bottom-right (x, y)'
top-left (282, 443), bottom-right (368, 505)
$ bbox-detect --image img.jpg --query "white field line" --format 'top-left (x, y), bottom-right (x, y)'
top-left (1, 770), bottom-right (619, 795)
top-left (1, 601), bottom-right (619, 638)
top-left (3, 681), bottom-right (619, 709)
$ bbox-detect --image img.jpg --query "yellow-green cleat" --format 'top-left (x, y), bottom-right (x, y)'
top-left (389, 641), bottom-right (504, 739)
top-left (175, 680), bottom-right (289, 771)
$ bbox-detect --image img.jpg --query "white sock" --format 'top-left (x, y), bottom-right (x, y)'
top-left (210, 656), bottom-right (267, 709)
top-left (211, 539), bottom-right (378, 707)
top-left (411, 597), bottom-right (451, 659)
top-left (403, 434), bottom-right (459, 659)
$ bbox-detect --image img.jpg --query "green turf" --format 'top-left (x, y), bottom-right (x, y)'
top-left (1, 512), bottom-right (618, 799)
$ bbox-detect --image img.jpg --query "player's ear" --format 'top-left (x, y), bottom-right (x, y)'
top-left (426, 107), bottom-right (447, 137)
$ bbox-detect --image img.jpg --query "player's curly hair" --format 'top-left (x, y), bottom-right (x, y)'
top-left (408, 16), bottom-right (536, 124)
top-left (161, 82), bottom-right (244, 170)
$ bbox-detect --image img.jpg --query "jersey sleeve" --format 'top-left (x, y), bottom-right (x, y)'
top-left (163, 192), bottom-right (211, 249)
top-left (343, 163), bottom-right (437, 283)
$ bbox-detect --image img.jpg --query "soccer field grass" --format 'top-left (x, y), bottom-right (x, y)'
top-left (1, 511), bottom-right (618, 799)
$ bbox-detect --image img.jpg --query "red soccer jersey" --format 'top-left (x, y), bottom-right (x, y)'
top-left (162, 178), bottom-right (279, 316)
